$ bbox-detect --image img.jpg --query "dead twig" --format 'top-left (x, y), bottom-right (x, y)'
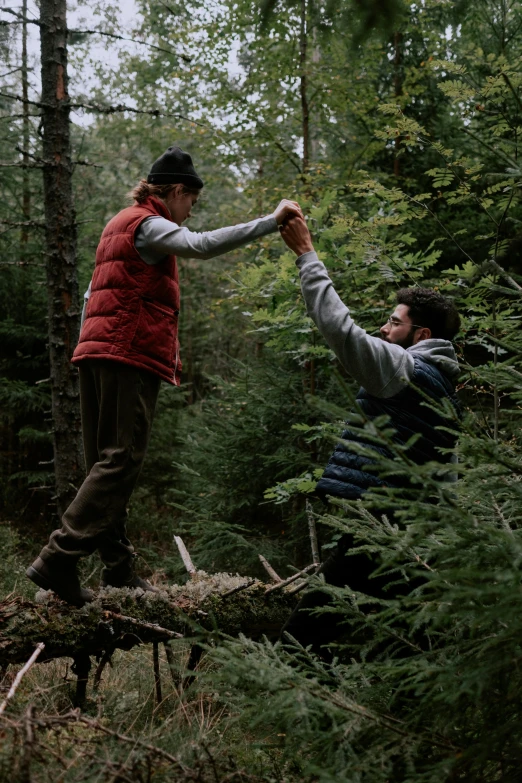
top-left (221, 580), bottom-right (256, 598)
top-left (264, 564), bottom-right (320, 594)
top-left (0, 219), bottom-right (44, 228)
top-left (0, 90), bottom-right (208, 130)
top-left (0, 642), bottom-right (45, 716)
top-left (306, 499), bottom-right (321, 565)
top-left (258, 555), bottom-right (282, 583)
top-left (104, 611), bottom-right (183, 640)
top-left (69, 28), bottom-right (192, 63)
top-left (287, 579), bottom-right (309, 596)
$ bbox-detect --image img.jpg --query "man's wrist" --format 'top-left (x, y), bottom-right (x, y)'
top-left (294, 244), bottom-right (314, 256)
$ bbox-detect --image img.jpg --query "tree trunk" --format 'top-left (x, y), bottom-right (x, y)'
top-left (21, 0), bottom-right (30, 251)
top-left (39, 0), bottom-right (83, 516)
top-left (393, 31), bottom-right (402, 178)
top-left (299, 0), bottom-right (310, 174)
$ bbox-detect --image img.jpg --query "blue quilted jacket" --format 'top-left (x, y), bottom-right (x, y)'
top-left (316, 357), bottom-right (460, 500)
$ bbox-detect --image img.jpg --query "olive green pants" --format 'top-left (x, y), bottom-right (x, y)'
top-left (39, 360), bottom-right (160, 572)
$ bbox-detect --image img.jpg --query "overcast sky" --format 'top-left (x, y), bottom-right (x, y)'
top-left (1, 0), bottom-right (140, 123)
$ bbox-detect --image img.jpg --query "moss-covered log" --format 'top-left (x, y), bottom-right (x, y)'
top-left (0, 573), bottom-right (296, 666)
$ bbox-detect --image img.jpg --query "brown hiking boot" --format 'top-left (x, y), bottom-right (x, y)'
top-left (26, 556), bottom-right (94, 607)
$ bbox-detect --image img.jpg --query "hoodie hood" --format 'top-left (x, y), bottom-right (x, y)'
top-left (408, 339), bottom-right (460, 379)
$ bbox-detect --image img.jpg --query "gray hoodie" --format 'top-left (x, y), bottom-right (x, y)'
top-left (297, 251), bottom-right (460, 397)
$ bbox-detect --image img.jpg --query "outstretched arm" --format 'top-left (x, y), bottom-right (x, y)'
top-left (279, 217), bottom-right (414, 398)
top-left (137, 200), bottom-right (303, 262)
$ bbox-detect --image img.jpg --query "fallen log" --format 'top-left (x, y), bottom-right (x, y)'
top-left (0, 571), bottom-right (295, 667)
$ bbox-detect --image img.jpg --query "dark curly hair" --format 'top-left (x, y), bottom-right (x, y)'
top-left (396, 287), bottom-right (460, 341)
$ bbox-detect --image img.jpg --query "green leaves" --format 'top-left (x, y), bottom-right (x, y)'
top-left (425, 167), bottom-right (455, 188)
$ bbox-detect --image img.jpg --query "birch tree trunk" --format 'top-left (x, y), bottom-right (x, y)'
top-left (39, 0), bottom-right (83, 516)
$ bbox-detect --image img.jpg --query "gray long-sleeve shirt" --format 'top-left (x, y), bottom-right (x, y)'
top-left (82, 213), bottom-right (278, 318)
top-left (297, 251), bottom-right (460, 398)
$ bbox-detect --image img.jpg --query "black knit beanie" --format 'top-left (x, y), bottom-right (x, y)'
top-left (147, 146), bottom-right (204, 189)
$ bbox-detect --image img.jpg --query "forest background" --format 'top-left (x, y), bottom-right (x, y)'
top-left (1, 0), bottom-right (522, 781)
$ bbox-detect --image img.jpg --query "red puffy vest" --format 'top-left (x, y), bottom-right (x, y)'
top-left (72, 196), bottom-right (182, 385)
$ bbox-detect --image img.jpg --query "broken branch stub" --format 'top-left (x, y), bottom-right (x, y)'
top-left (258, 554), bottom-right (282, 583)
top-left (174, 535), bottom-right (197, 579)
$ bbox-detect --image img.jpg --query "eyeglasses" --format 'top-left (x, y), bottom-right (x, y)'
top-left (386, 316), bottom-right (425, 330)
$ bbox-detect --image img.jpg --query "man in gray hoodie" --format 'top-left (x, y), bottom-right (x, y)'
top-left (278, 216), bottom-right (461, 655)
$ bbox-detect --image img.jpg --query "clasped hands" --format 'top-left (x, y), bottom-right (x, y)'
top-left (272, 199), bottom-right (314, 257)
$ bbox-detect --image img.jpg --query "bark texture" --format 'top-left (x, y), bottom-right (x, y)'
top-left (40, 0), bottom-right (83, 516)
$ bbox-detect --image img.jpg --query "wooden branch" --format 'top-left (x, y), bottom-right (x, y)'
top-left (221, 579), bottom-right (256, 598)
top-left (0, 90), bottom-right (46, 108)
top-left (0, 642), bottom-right (44, 716)
top-left (306, 499), bottom-right (320, 565)
top-left (0, 161), bottom-right (43, 169)
top-left (0, 219), bottom-right (45, 229)
top-left (0, 7), bottom-right (41, 26)
top-left (0, 112), bottom-right (41, 120)
top-left (258, 554), bottom-right (282, 583)
top-left (174, 536), bottom-right (197, 578)
top-left (104, 611), bottom-right (183, 640)
top-left (0, 90), bottom-right (207, 129)
top-left (69, 99), bottom-right (204, 127)
top-left (286, 580), bottom-right (306, 596)
top-left (264, 564), bottom-right (320, 594)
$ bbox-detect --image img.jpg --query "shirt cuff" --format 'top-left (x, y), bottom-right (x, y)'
top-left (296, 250), bottom-right (319, 268)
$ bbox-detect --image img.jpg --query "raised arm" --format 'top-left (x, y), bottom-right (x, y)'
top-left (279, 217), bottom-right (415, 398)
top-left (136, 214), bottom-right (277, 261)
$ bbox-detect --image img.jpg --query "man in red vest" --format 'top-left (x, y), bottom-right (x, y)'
top-left (27, 145), bottom-right (302, 606)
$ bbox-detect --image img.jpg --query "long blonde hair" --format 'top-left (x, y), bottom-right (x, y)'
top-left (128, 179), bottom-right (201, 204)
